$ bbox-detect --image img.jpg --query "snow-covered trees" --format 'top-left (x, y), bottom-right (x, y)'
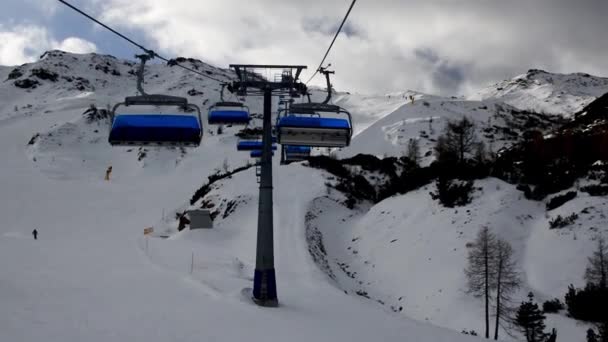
top-left (587, 329), bottom-right (599, 342)
top-left (565, 283), bottom-right (608, 323)
top-left (585, 236), bottom-right (607, 289)
top-left (599, 323), bottom-right (608, 342)
top-left (465, 227), bottom-right (520, 340)
top-left (587, 323), bottom-right (608, 342)
top-left (431, 178), bottom-right (474, 207)
top-left (566, 235), bottom-right (608, 341)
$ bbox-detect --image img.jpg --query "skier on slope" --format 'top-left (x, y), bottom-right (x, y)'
top-left (32, 229), bottom-right (38, 240)
top-left (105, 166), bottom-right (113, 181)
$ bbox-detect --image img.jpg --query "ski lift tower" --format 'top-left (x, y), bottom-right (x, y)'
top-left (229, 64), bottom-right (307, 307)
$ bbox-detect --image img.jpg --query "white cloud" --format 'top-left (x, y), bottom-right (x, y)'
top-left (0, 25), bottom-right (49, 66)
top-left (6, 0), bottom-right (607, 95)
top-left (24, 0), bottom-right (59, 16)
top-left (56, 37), bottom-right (98, 54)
top-left (91, 0), bottom-right (608, 96)
top-left (0, 25), bottom-right (97, 66)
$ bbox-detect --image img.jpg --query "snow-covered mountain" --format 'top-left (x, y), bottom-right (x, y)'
top-left (469, 69), bottom-right (608, 117)
top-left (1, 51), bottom-right (607, 342)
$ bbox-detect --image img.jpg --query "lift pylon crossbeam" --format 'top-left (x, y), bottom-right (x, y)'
top-left (229, 65), bottom-right (308, 97)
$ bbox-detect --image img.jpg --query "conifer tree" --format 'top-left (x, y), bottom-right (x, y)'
top-left (586, 323), bottom-right (608, 342)
top-left (587, 328), bottom-right (599, 342)
top-left (546, 328), bottom-right (557, 342)
top-left (515, 293), bottom-right (548, 342)
top-left (598, 321), bottom-right (608, 342)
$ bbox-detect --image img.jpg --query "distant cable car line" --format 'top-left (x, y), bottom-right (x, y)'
top-left (55, 0), bottom-right (228, 84)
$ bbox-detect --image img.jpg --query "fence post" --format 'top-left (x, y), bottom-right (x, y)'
top-left (190, 252), bottom-right (194, 274)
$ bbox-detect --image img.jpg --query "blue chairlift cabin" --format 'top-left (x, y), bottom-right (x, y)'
top-left (276, 67), bottom-right (353, 148)
top-left (250, 150), bottom-right (274, 158)
top-left (237, 140), bottom-right (278, 151)
top-left (208, 101), bottom-right (250, 125)
top-left (283, 145), bottom-right (312, 162)
top-left (108, 53), bottom-right (203, 147)
top-left (109, 94), bottom-right (203, 146)
top-left (276, 103), bottom-right (352, 148)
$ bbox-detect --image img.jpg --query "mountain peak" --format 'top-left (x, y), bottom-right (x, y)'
top-left (469, 70), bottom-right (608, 116)
top-left (526, 68), bottom-right (548, 75)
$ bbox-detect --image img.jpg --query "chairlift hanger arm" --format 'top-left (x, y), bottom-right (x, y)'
top-left (220, 83), bottom-right (227, 102)
top-left (135, 54), bottom-right (153, 96)
top-left (320, 67), bottom-right (335, 104)
top-left (295, 68), bottom-right (304, 81)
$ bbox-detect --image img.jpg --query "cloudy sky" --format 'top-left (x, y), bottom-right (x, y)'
top-left (2, 0), bottom-right (608, 96)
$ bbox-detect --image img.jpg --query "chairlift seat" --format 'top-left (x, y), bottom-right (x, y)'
top-left (250, 150), bottom-right (274, 158)
top-left (208, 102), bottom-right (250, 125)
top-left (208, 110), bottom-right (250, 125)
top-left (237, 141), bottom-right (278, 151)
top-left (109, 114), bottom-right (202, 146)
top-left (278, 116), bottom-right (349, 129)
top-left (215, 101), bottom-right (245, 107)
top-left (277, 116), bottom-right (351, 148)
top-left (290, 103), bottom-right (342, 113)
top-left (288, 108), bottom-right (319, 116)
top-left (125, 95), bottom-right (188, 106)
top-left (285, 145), bottom-right (312, 154)
top-left (283, 145), bottom-right (311, 162)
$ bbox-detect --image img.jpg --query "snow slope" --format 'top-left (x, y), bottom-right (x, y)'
top-left (1, 51), bottom-right (607, 342)
top-left (338, 95), bottom-right (495, 160)
top-left (307, 179), bottom-right (607, 340)
top-left (0, 51), bottom-right (482, 342)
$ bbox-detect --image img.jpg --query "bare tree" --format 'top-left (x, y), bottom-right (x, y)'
top-left (406, 138), bottom-right (421, 165)
top-left (465, 226), bottom-right (497, 339)
top-left (585, 235), bottom-right (607, 289)
top-left (493, 239), bottom-right (521, 340)
top-left (435, 116), bottom-right (478, 164)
